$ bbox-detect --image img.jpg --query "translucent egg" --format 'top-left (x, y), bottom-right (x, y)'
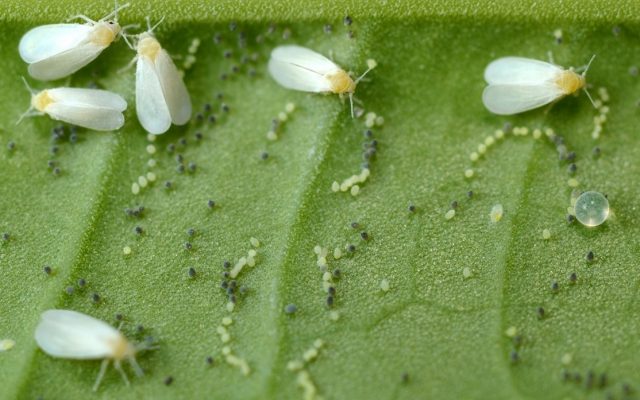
top-left (574, 191), bottom-right (609, 227)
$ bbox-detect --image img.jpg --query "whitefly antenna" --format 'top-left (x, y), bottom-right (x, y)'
top-left (581, 54), bottom-right (597, 108)
top-left (582, 54), bottom-right (596, 77)
top-left (121, 22), bottom-right (141, 34)
top-left (67, 2), bottom-right (128, 24)
top-left (135, 336), bottom-right (160, 352)
top-left (354, 59), bottom-right (377, 85)
top-left (146, 16), bottom-right (165, 34)
top-left (101, 2), bottom-right (131, 22)
top-left (67, 13), bottom-right (96, 24)
top-left (16, 77), bottom-right (37, 125)
top-left (349, 59), bottom-right (377, 118)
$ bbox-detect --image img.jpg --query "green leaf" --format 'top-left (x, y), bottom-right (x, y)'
top-left (1, 2), bottom-right (639, 399)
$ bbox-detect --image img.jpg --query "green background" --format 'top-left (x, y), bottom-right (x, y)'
top-left (1, 1), bottom-right (639, 399)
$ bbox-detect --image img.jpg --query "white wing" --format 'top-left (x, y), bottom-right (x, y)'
top-left (28, 42), bottom-right (106, 81)
top-left (484, 57), bottom-right (562, 85)
top-left (49, 88), bottom-right (127, 111)
top-left (155, 49), bottom-right (191, 125)
top-left (136, 56), bottom-right (172, 134)
top-left (35, 310), bottom-right (121, 359)
top-left (482, 84), bottom-right (564, 115)
top-left (268, 45), bottom-right (339, 92)
top-left (19, 24), bottom-right (92, 64)
top-left (45, 103), bottom-right (125, 131)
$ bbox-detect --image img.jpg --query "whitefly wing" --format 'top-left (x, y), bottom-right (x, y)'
top-left (484, 57), bottom-right (562, 85)
top-left (136, 56), bottom-right (172, 134)
top-left (35, 310), bottom-right (121, 359)
top-left (49, 88), bottom-right (127, 111)
top-left (19, 24), bottom-right (93, 64)
top-left (42, 88), bottom-right (126, 131)
top-left (482, 83), bottom-right (564, 115)
top-left (28, 42), bottom-right (106, 81)
top-left (155, 49), bottom-right (192, 125)
top-left (45, 103), bottom-right (125, 131)
top-left (268, 45), bottom-right (339, 92)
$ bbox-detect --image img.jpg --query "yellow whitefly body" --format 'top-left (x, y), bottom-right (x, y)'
top-left (555, 69), bottom-right (585, 95)
top-left (137, 34), bottom-right (162, 61)
top-left (109, 334), bottom-right (136, 361)
top-left (327, 70), bottom-right (356, 94)
top-left (89, 22), bottom-right (121, 47)
top-left (31, 90), bottom-right (54, 112)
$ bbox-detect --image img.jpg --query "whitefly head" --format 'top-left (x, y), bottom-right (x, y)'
top-left (88, 2), bottom-right (130, 46)
top-left (328, 58), bottom-right (377, 95)
top-left (137, 32), bottom-right (161, 60)
top-left (555, 69), bottom-right (585, 95)
top-left (557, 55), bottom-right (596, 103)
top-left (31, 90), bottom-right (53, 113)
top-left (133, 17), bottom-right (165, 58)
top-left (326, 70), bottom-right (356, 94)
top-left (108, 331), bottom-right (137, 360)
top-left (89, 21), bottom-right (122, 46)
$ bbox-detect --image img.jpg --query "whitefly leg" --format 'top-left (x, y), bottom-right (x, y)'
top-left (118, 56), bottom-right (138, 74)
top-left (349, 93), bottom-right (355, 118)
top-left (129, 356), bottom-right (145, 377)
top-left (92, 359), bottom-right (110, 392)
top-left (114, 360), bottom-right (130, 386)
top-left (547, 51), bottom-right (555, 65)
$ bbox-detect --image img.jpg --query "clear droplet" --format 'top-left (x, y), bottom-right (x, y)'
top-left (574, 191), bottom-right (609, 227)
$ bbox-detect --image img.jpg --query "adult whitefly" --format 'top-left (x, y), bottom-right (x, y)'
top-left (34, 309), bottom-right (152, 391)
top-left (268, 45), bottom-right (376, 117)
top-left (131, 19), bottom-right (192, 134)
top-left (19, 3), bottom-right (130, 81)
top-left (482, 56), bottom-right (596, 115)
top-left (19, 80), bottom-right (127, 131)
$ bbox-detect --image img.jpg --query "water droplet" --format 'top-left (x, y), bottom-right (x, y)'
top-left (574, 191), bottom-right (609, 227)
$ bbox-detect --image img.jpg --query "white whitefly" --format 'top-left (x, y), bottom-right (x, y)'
top-left (18, 3), bottom-right (129, 81)
top-left (482, 56), bottom-right (595, 115)
top-left (34, 309), bottom-right (150, 391)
